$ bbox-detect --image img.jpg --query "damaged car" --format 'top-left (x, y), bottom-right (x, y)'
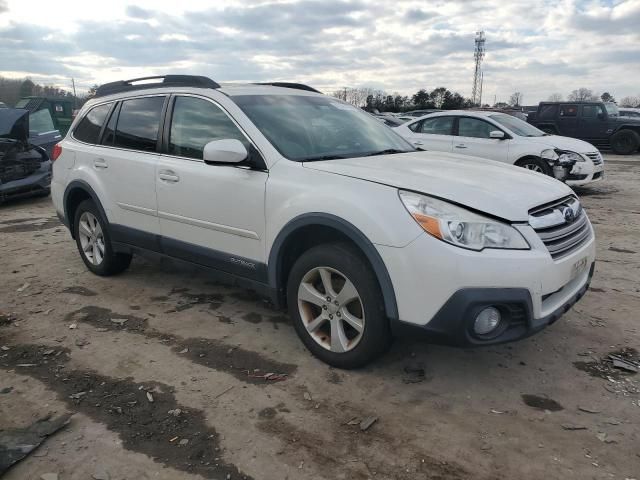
top-left (394, 110), bottom-right (604, 186)
top-left (0, 108), bottom-right (52, 203)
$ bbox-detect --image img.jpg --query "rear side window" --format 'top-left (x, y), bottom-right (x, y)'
top-left (74, 103), bottom-right (111, 143)
top-left (457, 117), bottom-right (493, 138)
top-left (538, 104), bottom-right (558, 120)
top-left (168, 96), bottom-right (248, 159)
top-left (114, 97), bottom-right (165, 152)
top-left (419, 116), bottom-right (454, 135)
top-left (559, 105), bottom-right (578, 117)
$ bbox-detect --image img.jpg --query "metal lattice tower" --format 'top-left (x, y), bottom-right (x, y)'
top-left (471, 31), bottom-right (485, 106)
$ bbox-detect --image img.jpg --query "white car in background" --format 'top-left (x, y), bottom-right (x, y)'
top-left (394, 111), bottom-right (605, 186)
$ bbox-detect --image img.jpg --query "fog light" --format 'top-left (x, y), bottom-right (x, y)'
top-left (474, 307), bottom-right (501, 335)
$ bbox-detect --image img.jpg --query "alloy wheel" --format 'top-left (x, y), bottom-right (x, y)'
top-left (524, 163), bottom-right (544, 173)
top-left (297, 266), bottom-right (365, 353)
top-left (78, 211), bottom-right (105, 266)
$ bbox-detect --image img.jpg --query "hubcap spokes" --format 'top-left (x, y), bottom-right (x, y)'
top-left (78, 212), bottom-right (104, 266)
top-left (297, 267), bottom-right (365, 353)
top-left (525, 164), bottom-right (543, 172)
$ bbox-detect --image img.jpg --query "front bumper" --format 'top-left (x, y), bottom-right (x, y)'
top-left (391, 262), bottom-right (594, 346)
top-left (0, 160), bottom-right (51, 202)
top-left (566, 160), bottom-right (605, 186)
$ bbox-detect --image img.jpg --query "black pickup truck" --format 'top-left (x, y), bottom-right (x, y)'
top-left (528, 101), bottom-right (640, 154)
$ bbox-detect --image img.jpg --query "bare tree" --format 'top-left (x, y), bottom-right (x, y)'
top-left (548, 93), bottom-right (563, 102)
top-left (567, 88), bottom-right (599, 102)
top-left (508, 91), bottom-right (523, 107)
top-left (619, 95), bottom-right (640, 108)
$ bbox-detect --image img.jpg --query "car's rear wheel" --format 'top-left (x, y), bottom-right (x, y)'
top-left (287, 242), bottom-right (391, 369)
top-left (610, 129), bottom-right (640, 155)
top-left (74, 199), bottom-right (132, 276)
top-left (515, 157), bottom-right (553, 176)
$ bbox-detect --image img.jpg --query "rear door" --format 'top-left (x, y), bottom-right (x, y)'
top-left (98, 95), bottom-right (165, 236)
top-left (558, 104), bottom-right (579, 137)
top-left (453, 116), bottom-right (509, 162)
top-left (404, 116), bottom-right (454, 152)
top-left (155, 95), bottom-right (267, 276)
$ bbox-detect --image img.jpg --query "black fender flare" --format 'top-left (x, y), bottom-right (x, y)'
top-left (63, 180), bottom-right (109, 237)
top-left (268, 213), bottom-right (399, 321)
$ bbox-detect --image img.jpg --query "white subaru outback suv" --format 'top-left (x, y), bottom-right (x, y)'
top-left (51, 75), bottom-right (596, 368)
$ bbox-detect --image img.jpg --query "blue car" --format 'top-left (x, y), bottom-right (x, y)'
top-left (0, 108), bottom-right (54, 203)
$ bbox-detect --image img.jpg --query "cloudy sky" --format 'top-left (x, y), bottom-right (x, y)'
top-left (0, 0), bottom-right (638, 103)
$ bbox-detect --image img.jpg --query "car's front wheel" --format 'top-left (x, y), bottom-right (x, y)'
top-left (610, 129), bottom-right (640, 155)
top-left (287, 242), bottom-right (391, 369)
top-left (74, 199), bottom-right (132, 276)
top-left (515, 157), bottom-right (553, 176)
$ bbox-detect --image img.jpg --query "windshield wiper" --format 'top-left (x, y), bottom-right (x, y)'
top-left (362, 149), bottom-right (412, 157)
top-left (300, 154), bottom-right (349, 162)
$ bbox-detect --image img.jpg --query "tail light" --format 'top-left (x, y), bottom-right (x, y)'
top-left (51, 143), bottom-right (62, 161)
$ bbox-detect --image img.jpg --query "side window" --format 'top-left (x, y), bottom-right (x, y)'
top-left (113, 97), bottom-right (165, 152)
top-left (73, 103), bottom-right (111, 144)
top-left (559, 105), bottom-right (578, 117)
top-left (419, 116), bottom-right (454, 135)
top-left (408, 121), bottom-right (421, 133)
top-left (538, 104), bottom-right (558, 120)
top-left (582, 105), bottom-right (600, 117)
top-left (169, 96), bottom-right (248, 159)
top-left (457, 117), bottom-right (493, 139)
top-left (29, 109), bottom-right (56, 135)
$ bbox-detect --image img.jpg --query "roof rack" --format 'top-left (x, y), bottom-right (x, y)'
top-left (94, 75), bottom-right (220, 98)
top-left (255, 82), bottom-right (322, 94)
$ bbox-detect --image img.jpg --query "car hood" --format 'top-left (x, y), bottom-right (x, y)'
top-left (303, 151), bottom-right (573, 222)
top-left (524, 135), bottom-right (597, 153)
top-left (0, 109), bottom-right (29, 142)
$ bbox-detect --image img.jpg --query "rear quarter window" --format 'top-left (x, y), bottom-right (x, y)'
top-left (73, 103), bottom-right (111, 144)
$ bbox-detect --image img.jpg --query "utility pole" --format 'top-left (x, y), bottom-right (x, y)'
top-left (71, 78), bottom-right (77, 109)
top-left (471, 31), bottom-right (485, 106)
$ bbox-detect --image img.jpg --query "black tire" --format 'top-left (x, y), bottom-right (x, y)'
top-left (515, 157), bottom-right (553, 177)
top-left (286, 242), bottom-right (391, 369)
top-left (610, 129), bottom-right (640, 155)
top-left (73, 199), bottom-right (132, 276)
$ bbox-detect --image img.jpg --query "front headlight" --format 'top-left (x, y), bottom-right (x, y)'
top-left (558, 151), bottom-right (584, 163)
top-left (399, 191), bottom-right (530, 251)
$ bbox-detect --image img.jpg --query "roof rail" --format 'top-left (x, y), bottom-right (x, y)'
top-left (255, 82), bottom-right (322, 94)
top-left (94, 75), bottom-right (220, 98)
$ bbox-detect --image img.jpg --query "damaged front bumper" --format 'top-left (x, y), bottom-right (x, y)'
top-left (0, 160), bottom-right (52, 202)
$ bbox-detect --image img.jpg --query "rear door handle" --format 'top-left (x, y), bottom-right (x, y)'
top-left (454, 144), bottom-right (467, 149)
top-left (158, 170), bottom-right (180, 183)
top-left (94, 158), bottom-right (108, 169)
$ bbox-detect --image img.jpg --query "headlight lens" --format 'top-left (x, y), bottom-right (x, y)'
top-left (399, 191), bottom-right (530, 251)
top-left (558, 151), bottom-right (584, 163)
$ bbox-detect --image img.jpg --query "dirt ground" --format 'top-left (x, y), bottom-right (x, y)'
top-left (1, 154), bottom-right (639, 480)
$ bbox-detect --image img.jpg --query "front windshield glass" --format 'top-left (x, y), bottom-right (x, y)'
top-left (604, 103), bottom-right (619, 116)
top-left (489, 113), bottom-right (546, 137)
top-left (232, 94), bottom-right (415, 161)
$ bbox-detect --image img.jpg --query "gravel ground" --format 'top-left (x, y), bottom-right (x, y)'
top-left (1, 153), bottom-right (639, 480)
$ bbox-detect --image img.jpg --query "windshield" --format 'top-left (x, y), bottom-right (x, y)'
top-left (604, 103), bottom-right (619, 116)
top-left (232, 94), bottom-right (414, 161)
top-left (489, 113), bottom-right (546, 137)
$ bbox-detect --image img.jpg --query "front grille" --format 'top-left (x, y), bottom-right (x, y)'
top-left (584, 151), bottom-right (602, 165)
top-left (529, 196), bottom-right (592, 260)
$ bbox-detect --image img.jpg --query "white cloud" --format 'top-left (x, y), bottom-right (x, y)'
top-left (0, 0), bottom-right (638, 102)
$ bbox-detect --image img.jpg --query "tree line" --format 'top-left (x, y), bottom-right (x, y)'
top-left (0, 76), bottom-right (89, 108)
top-left (546, 88), bottom-right (640, 107)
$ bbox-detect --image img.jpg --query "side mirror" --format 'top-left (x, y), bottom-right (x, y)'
top-left (203, 139), bottom-right (248, 164)
top-left (489, 130), bottom-right (505, 139)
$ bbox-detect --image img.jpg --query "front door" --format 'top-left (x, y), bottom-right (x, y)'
top-left (579, 104), bottom-right (608, 140)
top-left (156, 95), bottom-right (268, 280)
top-left (453, 116), bottom-right (509, 163)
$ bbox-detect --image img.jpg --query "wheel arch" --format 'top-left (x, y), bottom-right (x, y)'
top-left (268, 213), bottom-right (399, 321)
top-left (63, 180), bottom-right (109, 239)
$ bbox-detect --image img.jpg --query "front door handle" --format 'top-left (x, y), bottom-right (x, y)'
top-left (454, 144), bottom-right (467, 149)
top-left (158, 170), bottom-right (180, 183)
top-left (413, 141), bottom-right (424, 146)
top-left (94, 158), bottom-right (108, 169)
